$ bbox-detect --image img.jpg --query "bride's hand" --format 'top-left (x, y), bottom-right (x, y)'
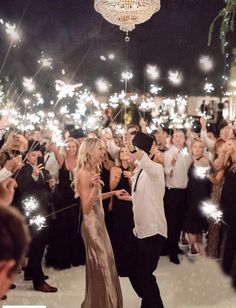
top-left (90, 174), bottom-right (101, 187)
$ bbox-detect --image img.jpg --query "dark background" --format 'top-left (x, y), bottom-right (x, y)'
top-left (0, 0), bottom-right (235, 101)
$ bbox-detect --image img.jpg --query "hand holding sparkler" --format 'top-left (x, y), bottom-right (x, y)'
top-left (0, 178), bottom-right (17, 206)
top-left (5, 155), bottom-right (22, 173)
top-left (200, 117), bottom-right (207, 130)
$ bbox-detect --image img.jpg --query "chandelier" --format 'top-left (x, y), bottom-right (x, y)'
top-left (94, 1), bottom-right (161, 34)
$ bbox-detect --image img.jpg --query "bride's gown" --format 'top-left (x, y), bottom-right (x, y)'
top-left (81, 190), bottom-right (123, 308)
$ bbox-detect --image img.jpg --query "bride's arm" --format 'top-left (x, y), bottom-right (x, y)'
top-left (77, 171), bottom-right (100, 215)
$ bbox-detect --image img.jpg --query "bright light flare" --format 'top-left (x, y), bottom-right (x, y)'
top-left (30, 215), bottom-right (46, 231)
top-left (199, 55), bottom-right (213, 72)
top-left (201, 201), bottom-right (223, 224)
top-left (23, 77), bottom-right (35, 92)
top-left (168, 70), bottom-right (183, 86)
top-left (5, 22), bottom-right (20, 42)
top-left (146, 65), bottom-right (160, 80)
top-left (22, 196), bottom-right (39, 217)
top-left (95, 78), bottom-right (110, 93)
top-left (194, 166), bottom-right (210, 179)
top-left (204, 82), bottom-right (214, 94)
top-left (121, 71), bottom-right (133, 81)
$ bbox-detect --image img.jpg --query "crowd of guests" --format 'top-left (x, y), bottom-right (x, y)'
top-left (0, 116), bottom-right (236, 305)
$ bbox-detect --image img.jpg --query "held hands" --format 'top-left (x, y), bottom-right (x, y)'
top-left (115, 189), bottom-right (131, 201)
top-left (0, 178), bottom-right (17, 206)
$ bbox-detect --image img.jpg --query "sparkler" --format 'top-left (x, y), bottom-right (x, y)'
top-left (180, 147), bottom-right (189, 156)
top-left (5, 22), bottom-right (21, 42)
top-left (201, 201), bottom-right (224, 224)
top-left (55, 80), bottom-right (83, 100)
top-left (30, 215), bottom-right (46, 231)
top-left (146, 65), bottom-right (160, 80)
top-left (95, 78), bottom-right (110, 93)
top-left (149, 84), bottom-right (162, 95)
top-left (22, 77), bottom-right (35, 92)
top-left (168, 70), bottom-right (183, 86)
top-left (199, 55), bottom-right (213, 72)
top-left (38, 54), bottom-right (53, 69)
top-left (22, 196), bottom-right (39, 217)
top-left (204, 82), bottom-right (214, 94)
top-left (194, 166), bottom-right (210, 179)
top-left (121, 71), bottom-right (133, 81)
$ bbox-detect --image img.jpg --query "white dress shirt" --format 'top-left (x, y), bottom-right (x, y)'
top-left (44, 152), bottom-right (59, 181)
top-left (164, 146), bottom-right (192, 189)
top-left (131, 153), bottom-right (167, 239)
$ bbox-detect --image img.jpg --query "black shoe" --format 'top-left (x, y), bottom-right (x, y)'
top-left (10, 283), bottom-right (16, 289)
top-left (24, 275), bottom-right (49, 281)
top-left (170, 256), bottom-right (180, 265)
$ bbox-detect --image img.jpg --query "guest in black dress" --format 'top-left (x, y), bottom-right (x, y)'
top-left (110, 146), bottom-right (134, 276)
top-left (220, 138), bottom-right (236, 289)
top-left (184, 140), bottom-right (212, 256)
top-left (46, 138), bottom-right (85, 269)
top-left (100, 144), bottom-right (115, 238)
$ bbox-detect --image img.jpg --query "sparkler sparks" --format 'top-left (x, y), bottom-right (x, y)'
top-left (95, 78), bottom-right (110, 93)
top-left (23, 77), bottom-right (35, 92)
top-left (168, 70), bottom-right (183, 86)
top-left (146, 65), bottom-right (160, 80)
top-left (149, 84), bottom-right (162, 95)
top-left (30, 215), bottom-right (46, 231)
top-left (22, 196), bottom-right (39, 217)
top-left (201, 201), bottom-right (223, 224)
top-left (194, 166), bottom-right (210, 179)
top-left (121, 71), bottom-right (133, 81)
top-left (55, 80), bottom-right (83, 100)
top-left (199, 55), bottom-right (213, 72)
top-left (38, 54), bottom-right (53, 69)
top-left (204, 82), bottom-right (214, 94)
top-left (5, 22), bottom-right (21, 42)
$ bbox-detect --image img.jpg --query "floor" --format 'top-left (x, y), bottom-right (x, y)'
top-left (3, 256), bottom-right (236, 308)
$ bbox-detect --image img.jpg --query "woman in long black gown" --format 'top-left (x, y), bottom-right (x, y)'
top-left (101, 147), bottom-right (114, 238)
top-left (220, 138), bottom-right (236, 289)
top-left (109, 146), bottom-right (134, 276)
top-left (46, 138), bottom-right (85, 269)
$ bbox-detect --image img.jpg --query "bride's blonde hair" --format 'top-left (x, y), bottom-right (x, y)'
top-left (73, 138), bottom-right (102, 197)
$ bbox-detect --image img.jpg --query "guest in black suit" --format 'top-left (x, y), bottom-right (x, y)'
top-left (14, 140), bottom-right (57, 293)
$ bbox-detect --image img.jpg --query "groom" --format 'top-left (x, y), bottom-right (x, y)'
top-left (117, 131), bottom-right (167, 308)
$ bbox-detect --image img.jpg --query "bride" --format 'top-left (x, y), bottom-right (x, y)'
top-left (74, 138), bottom-right (125, 308)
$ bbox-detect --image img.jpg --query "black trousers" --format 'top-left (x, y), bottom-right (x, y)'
top-left (25, 227), bottom-right (48, 288)
top-left (221, 226), bottom-right (236, 288)
top-left (164, 188), bottom-right (187, 259)
top-left (127, 233), bottom-right (165, 308)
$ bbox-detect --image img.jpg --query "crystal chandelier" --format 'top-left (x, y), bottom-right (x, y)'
top-left (94, 0), bottom-right (161, 33)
